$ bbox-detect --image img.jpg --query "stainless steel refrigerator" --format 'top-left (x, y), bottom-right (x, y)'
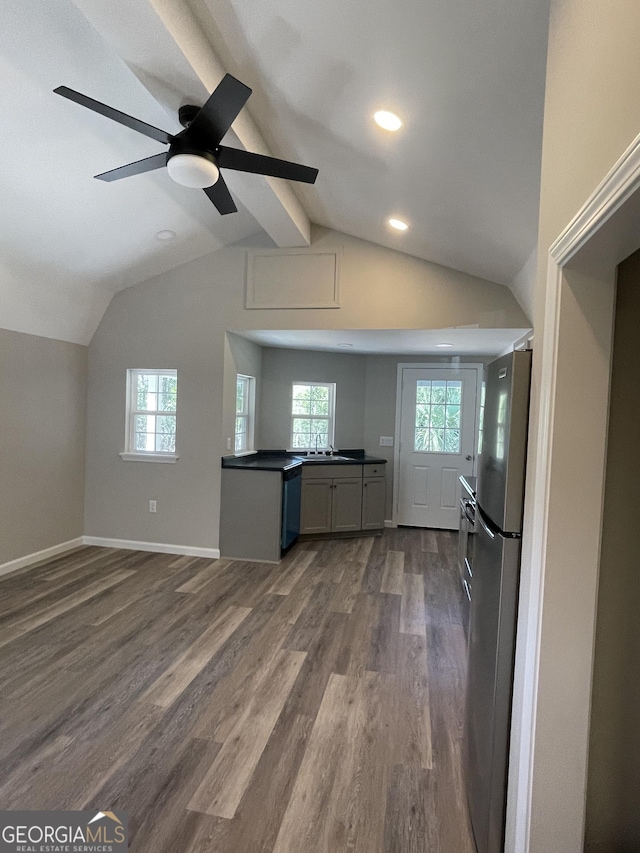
top-left (463, 349), bottom-right (532, 853)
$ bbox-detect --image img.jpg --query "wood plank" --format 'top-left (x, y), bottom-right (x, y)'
top-left (421, 529), bottom-right (440, 553)
top-left (175, 559), bottom-right (234, 594)
top-left (187, 649), bottom-right (306, 819)
top-left (384, 764), bottom-right (438, 853)
top-left (400, 571), bottom-right (427, 637)
top-left (269, 550), bottom-right (317, 595)
top-left (334, 593), bottom-right (379, 678)
top-left (271, 569), bottom-right (319, 625)
top-left (368, 592), bottom-right (402, 674)
top-left (284, 610), bottom-right (348, 719)
top-left (330, 559), bottom-right (368, 614)
top-left (392, 634), bottom-right (433, 770)
top-left (143, 606), bottom-right (252, 707)
top-left (272, 671), bottom-right (391, 853)
top-left (380, 550), bottom-right (405, 594)
top-left (168, 554), bottom-right (202, 570)
top-left (192, 617), bottom-right (293, 742)
top-left (0, 700), bottom-right (166, 809)
top-left (186, 712), bottom-right (315, 853)
top-left (0, 569), bottom-right (136, 649)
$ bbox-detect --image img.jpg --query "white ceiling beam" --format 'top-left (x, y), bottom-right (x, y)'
top-left (71, 0), bottom-right (311, 247)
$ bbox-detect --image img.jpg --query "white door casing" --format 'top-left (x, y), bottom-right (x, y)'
top-left (395, 364), bottom-right (482, 529)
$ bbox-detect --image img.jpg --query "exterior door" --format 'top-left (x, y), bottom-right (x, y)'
top-left (397, 367), bottom-right (478, 528)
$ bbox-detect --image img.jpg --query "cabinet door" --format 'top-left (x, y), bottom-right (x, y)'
top-left (300, 478), bottom-right (333, 534)
top-left (331, 478), bottom-right (363, 532)
top-left (362, 477), bottom-right (386, 530)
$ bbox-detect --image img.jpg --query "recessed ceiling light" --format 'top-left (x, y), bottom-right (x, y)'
top-left (338, 343), bottom-right (354, 348)
top-left (374, 110), bottom-right (403, 132)
top-left (436, 343), bottom-right (454, 348)
top-left (155, 229), bottom-right (176, 242)
top-left (388, 217), bottom-right (409, 231)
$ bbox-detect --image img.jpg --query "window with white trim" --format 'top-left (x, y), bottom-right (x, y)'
top-left (124, 369), bottom-right (178, 457)
top-left (235, 374), bottom-right (256, 453)
top-left (291, 382), bottom-right (336, 450)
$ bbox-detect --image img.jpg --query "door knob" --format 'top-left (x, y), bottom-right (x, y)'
top-left (465, 455), bottom-right (472, 461)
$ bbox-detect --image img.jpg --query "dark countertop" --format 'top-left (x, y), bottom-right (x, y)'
top-left (221, 449), bottom-right (388, 472)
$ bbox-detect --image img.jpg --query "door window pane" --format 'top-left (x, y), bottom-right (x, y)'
top-left (414, 380), bottom-right (462, 453)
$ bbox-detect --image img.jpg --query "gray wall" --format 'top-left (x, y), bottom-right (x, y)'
top-left (223, 333), bottom-right (263, 452)
top-left (84, 227), bottom-right (529, 550)
top-left (585, 249), bottom-right (640, 852)
top-left (259, 348), bottom-right (491, 520)
top-left (0, 328), bottom-right (87, 565)
top-left (258, 347), bottom-right (367, 450)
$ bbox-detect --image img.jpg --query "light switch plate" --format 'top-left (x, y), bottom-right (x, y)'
top-left (380, 436), bottom-right (394, 447)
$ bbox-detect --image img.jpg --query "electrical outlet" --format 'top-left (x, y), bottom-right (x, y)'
top-left (149, 500), bottom-right (157, 513)
top-left (380, 436), bottom-right (394, 447)
top-left (226, 437), bottom-right (232, 450)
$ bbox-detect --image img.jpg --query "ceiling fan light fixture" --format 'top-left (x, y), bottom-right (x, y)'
top-left (374, 110), bottom-right (403, 131)
top-left (166, 153), bottom-right (220, 188)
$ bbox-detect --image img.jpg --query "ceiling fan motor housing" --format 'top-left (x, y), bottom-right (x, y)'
top-left (178, 103), bottom-right (201, 129)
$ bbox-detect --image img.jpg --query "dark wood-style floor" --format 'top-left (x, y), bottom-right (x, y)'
top-left (0, 529), bottom-right (475, 852)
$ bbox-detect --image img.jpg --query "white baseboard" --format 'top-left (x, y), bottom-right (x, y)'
top-left (0, 537), bottom-right (84, 579)
top-left (384, 519), bottom-right (397, 528)
top-left (82, 536), bottom-right (220, 560)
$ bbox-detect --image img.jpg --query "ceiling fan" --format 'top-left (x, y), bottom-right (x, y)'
top-left (54, 74), bottom-right (318, 215)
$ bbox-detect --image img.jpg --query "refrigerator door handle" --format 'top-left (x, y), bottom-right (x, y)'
top-left (477, 510), bottom-right (496, 540)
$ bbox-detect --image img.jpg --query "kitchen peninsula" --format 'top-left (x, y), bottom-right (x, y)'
top-left (220, 450), bottom-right (387, 562)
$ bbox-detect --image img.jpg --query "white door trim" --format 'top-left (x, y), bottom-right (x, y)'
top-left (392, 361), bottom-right (483, 527)
top-left (507, 130), bottom-right (640, 853)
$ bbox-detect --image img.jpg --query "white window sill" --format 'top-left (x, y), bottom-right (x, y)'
top-left (119, 452), bottom-right (179, 463)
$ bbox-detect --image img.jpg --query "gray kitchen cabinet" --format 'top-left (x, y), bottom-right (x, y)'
top-left (332, 478), bottom-right (363, 531)
top-left (301, 464), bottom-right (363, 534)
top-left (300, 478), bottom-right (333, 534)
top-left (300, 462), bottom-right (385, 534)
top-left (220, 468), bottom-right (283, 561)
top-left (362, 476), bottom-right (386, 530)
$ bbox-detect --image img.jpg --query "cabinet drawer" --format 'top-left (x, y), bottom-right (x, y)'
top-left (363, 463), bottom-right (386, 477)
top-left (302, 464), bottom-right (362, 480)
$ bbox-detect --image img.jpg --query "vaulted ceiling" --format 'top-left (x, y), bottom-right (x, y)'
top-left (1, 0), bottom-right (549, 343)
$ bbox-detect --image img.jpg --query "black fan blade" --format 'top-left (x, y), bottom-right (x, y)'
top-left (183, 75), bottom-right (251, 147)
top-left (54, 86), bottom-right (172, 145)
top-left (217, 146), bottom-right (318, 184)
top-left (203, 176), bottom-right (237, 215)
top-left (95, 152), bottom-right (168, 182)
